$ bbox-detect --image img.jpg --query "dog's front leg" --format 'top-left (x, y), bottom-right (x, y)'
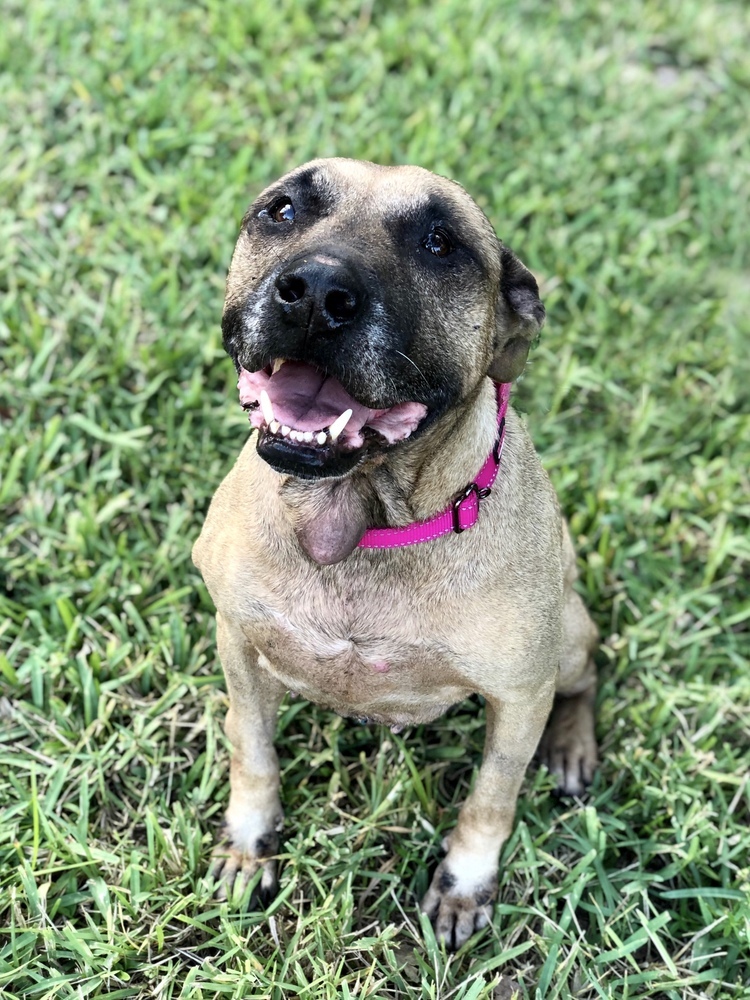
top-left (422, 683), bottom-right (555, 948)
top-left (209, 612), bottom-right (286, 904)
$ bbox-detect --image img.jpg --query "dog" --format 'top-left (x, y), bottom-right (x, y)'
top-left (192, 157), bottom-right (599, 949)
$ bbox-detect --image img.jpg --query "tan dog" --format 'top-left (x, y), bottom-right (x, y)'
top-left (192, 157), bottom-right (599, 949)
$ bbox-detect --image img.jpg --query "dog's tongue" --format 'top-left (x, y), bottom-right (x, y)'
top-left (238, 362), bottom-right (372, 438)
top-left (238, 361), bottom-right (426, 446)
top-left (269, 362), bottom-right (373, 432)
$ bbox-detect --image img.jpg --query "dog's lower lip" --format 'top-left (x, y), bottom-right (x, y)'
top-left (255, 415), bottom-right (389, 477)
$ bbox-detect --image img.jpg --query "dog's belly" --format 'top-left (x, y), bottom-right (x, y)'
top-left (246, 620), bottom-right (472, 727)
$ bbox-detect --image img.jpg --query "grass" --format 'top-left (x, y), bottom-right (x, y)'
top-left (1, 0), bottom-right (749, 996)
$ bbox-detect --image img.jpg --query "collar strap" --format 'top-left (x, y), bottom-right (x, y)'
top-left (358, 381), bottom-right (511, 550)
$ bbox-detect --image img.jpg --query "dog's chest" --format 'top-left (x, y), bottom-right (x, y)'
top-left (239, 568), bottom-right (472, 726)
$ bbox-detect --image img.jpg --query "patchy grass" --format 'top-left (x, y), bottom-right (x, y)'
top-left (1, 0), bottom-right (749, 996)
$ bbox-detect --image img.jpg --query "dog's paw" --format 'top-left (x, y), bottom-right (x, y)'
top-left (537, 691), bottom-right (597, 797)
top-left (421, 861), bottom-right (496, 949)
top-left (208, 831), bottom-right (279, 906)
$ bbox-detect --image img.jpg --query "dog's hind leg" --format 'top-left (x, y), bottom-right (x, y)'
top-left (209, 612), bottom-right (286, 905)
top-left (537, 522), bottom-right (599, 796)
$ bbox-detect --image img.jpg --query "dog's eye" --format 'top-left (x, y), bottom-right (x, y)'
top-left (423, 227), bottom-right (453, 257)
top-left (260, 198), bottom-right (295, 223)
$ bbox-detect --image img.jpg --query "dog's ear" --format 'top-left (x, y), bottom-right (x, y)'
top-left (488, 245), bottom-right (545, 383)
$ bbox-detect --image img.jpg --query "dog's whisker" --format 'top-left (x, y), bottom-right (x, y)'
top-left (392, 349), bottom-right (430, 388)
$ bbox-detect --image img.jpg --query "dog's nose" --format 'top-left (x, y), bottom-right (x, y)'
top-left (273, 257), bottom-right (365, 334)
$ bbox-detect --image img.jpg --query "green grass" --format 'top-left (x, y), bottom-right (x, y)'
top-left (1, 0), bottom-right (749, 996)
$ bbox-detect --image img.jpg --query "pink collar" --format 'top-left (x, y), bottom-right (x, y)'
top-left (358, 382), bottom-right (511, 549)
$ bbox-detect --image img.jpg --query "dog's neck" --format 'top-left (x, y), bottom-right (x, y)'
top-left (280, 378), bottom-right (499, 565)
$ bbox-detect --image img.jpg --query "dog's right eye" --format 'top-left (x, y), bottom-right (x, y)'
top-left (259, 198), bottom-right (295, 223)
top-left (423, 227), bottom-right (454, 258)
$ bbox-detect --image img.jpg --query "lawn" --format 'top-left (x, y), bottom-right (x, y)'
top-left (1, 0), bottom-right (749, 997)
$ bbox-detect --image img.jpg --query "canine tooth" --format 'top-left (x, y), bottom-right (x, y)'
top-left (281, 425), bottom-right (290, 436)
top-left (302, 431), bottom-right (313, 443)
top-left (291, 430), bottom-right (302, 441)
top-left (316, 431), bottom-right (327, 445)
top-left (328, 408), bottom-right (353, 441)
top-left (271, 359), bottom-right (286, 374)
top-left (259, 390), bottom-right (274, 425)
top-left (269, 420), bottom-right (280, 434)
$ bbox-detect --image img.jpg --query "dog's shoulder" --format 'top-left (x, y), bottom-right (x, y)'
top-left (191, 435), bottom-right (267, 589)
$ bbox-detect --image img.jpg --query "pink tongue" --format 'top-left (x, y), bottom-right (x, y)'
top-left (239, 362), bottom-right (372, 433)
top-left (237, 362), bottom-right (427, 445)
top-left (270, 363), bottom-right (372, 431)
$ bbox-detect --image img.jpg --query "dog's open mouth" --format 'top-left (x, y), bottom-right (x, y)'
top-left (238, 360), bottom-right (428, 475)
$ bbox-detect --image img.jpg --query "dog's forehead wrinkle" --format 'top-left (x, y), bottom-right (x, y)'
top-left (305, 188), bottom-right (432, 232)
top-left (265, 157), bottom-right (496, 235)
top-left (291, 158), bottom-right (472, 220)
top-left (366, 187), bottom-right (432, 218)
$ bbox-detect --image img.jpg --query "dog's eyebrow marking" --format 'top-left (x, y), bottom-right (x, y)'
top-left (379, 193), bottom-right (434, 227)
top-left (380, 193), bottom-right (469, 245)
top-left (265, 166), bottom-right (338, 217)
top-left (387, 191), bottom-right (432, 213)
top-left (291, 166), bottom-right (320, 190)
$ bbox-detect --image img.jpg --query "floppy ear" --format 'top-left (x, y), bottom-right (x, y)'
top-left (488, 244), bottom-right (545, 383)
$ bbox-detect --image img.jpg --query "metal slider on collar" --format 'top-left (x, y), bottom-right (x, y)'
top-left (451, 417), bottom-right (504, 533)
top-left (451, 482), bottom-right (493, 533)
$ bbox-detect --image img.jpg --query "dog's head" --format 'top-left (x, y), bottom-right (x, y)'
top-left (222, 158), bottom-right (544, 480)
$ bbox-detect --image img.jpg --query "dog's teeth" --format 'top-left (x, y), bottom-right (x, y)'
top-left (328, 408), bottom-right (353, 442)
top-left (316, 431), bottom-right (327, 445)
top-left (291, 430), bottom-right (303, 441)
top-left (302, 431), bottom-right (313, 443)
top-left (269, 420), bottom-right (280, 434)
top-left (281, 425), bottom-right (290, 436)
top-left (259, 390), bottom-right (274, 425)
top-left (271, 359), bottom-right (286, 374)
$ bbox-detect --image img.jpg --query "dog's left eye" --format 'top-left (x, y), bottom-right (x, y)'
top-left (260, 198), bottom-right (295, 223)
top-left (423, 227), bottom-right (453, 257)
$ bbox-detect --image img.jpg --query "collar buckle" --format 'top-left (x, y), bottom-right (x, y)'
top-left (452, 482), bottom-right (492, 534)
